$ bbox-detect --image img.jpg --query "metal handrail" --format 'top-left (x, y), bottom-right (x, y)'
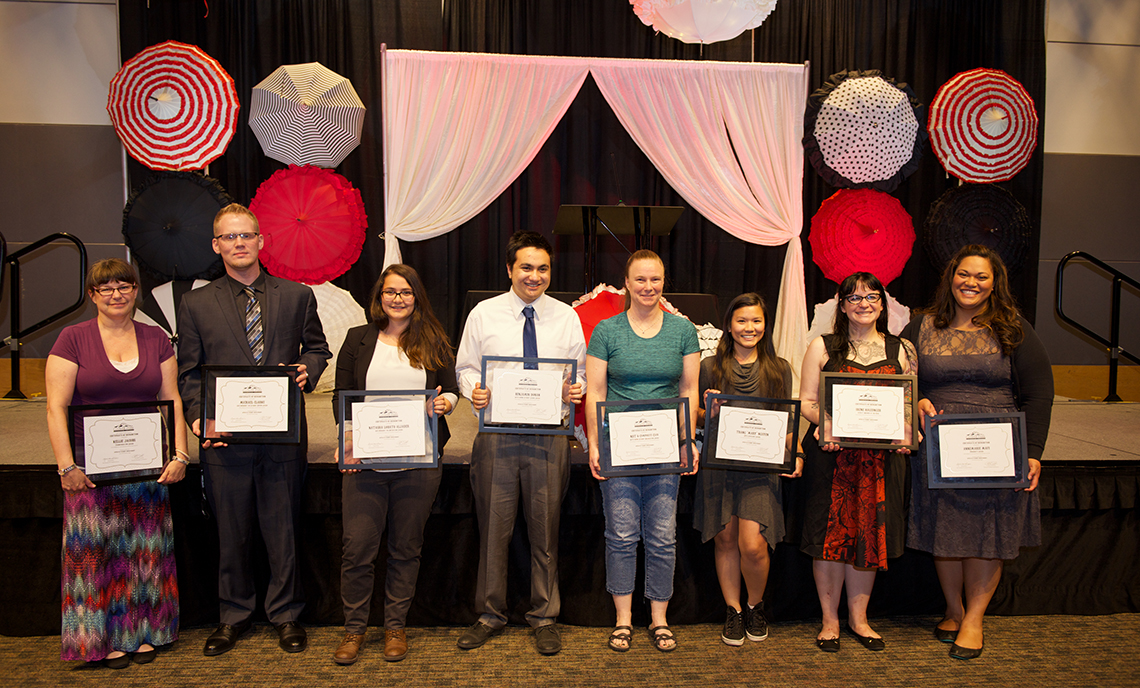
top-left (1055, 250), bottom-right (1140, 402)
top-left (3, 233), bottom-right (88, 399)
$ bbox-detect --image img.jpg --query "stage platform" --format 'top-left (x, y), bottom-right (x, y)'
top-left (1, 395), bottom-right (1137, 637)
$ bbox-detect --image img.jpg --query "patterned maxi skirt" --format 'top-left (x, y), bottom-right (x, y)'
top-left (61, 481), bottom-right (178, 661)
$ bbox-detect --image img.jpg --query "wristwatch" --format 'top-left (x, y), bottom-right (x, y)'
top-left (58, 464), bottom-right (78, 477)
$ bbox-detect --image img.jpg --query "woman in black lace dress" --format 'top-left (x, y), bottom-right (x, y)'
top-left (901, 245), bottom-right (1053, 660)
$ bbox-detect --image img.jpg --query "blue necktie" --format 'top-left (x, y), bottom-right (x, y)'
top-left (522, 305), bottom-right (537, 369)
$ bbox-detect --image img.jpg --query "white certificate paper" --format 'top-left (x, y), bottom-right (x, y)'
top-left (352, 399), bottom-right (428, 460)
top-left (608, 409), bottom-right (679, 467)
top-left (937, 422), bottom-right (1016, 478)
top-left (215, 376), bottom-right (290, 432)
top-left (716, 407), bottom-right (788, 465)
top-left (83, 412), bottom-right (164, 475)
top-left (831, 384), bottom-right (906, 440)
top-left (489, 368), bottom-right (563, 425)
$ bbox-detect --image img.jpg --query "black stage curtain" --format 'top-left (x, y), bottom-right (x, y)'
top-left (118, 0), bottom-right (1045, 340)
top-left (3, 464), bottom-right (1138, 637)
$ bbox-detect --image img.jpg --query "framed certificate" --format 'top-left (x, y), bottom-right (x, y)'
top-left (819, 372), bottom-right (918, 451)
top-left (704, 394), bottom-right (800, 473)
top-left (597, 397), bottom-right (693, 477)
top-left (68, 400), bottom-right (174, 482)
top-left (478, 356), bottom-right (577, 436)
top-left (337, 390), bottom-right (440, 470)
top-left (925, 412), bottom-right (1030, 489)
top-left (201, 365), bottom-right (301, 444)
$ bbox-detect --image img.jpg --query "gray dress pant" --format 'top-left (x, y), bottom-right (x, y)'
top-left (470, 432), bottom-right (570, 628)
top-left (340, 467), bottom-right (443, 631)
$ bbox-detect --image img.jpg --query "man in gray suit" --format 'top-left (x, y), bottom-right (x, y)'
top-left (177, 203), bottom-right (330, 656)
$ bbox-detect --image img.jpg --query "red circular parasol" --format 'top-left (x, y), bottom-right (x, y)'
top-left (107, 40), bottom-right (240, 170)
top-left (927, 68), bottom-right (1038, 183)
top-left (249, 165), bottom-right (368, 284)
top-left (809, 189), bottom-right (915, 285)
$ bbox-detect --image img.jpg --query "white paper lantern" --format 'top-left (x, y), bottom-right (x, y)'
top-left (631, 0), bottom-right (778, 45)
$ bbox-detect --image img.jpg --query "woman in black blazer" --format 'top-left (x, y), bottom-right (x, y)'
top-left (331, 264), bottom-right (458, 665)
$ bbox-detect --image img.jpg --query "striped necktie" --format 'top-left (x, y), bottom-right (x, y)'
top-left (243, 286), bottom-right (264, 363)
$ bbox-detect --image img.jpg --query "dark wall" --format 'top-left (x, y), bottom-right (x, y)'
top-left (1036, 153), bottom-right (1140, 365)
top-left (114, 0), bottom-right (1047, 345)
top-left (0, 124), bottom-right (124, 359)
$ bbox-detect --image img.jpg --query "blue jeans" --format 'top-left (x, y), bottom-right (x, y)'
top-left (600, 473), bottom-right (680, 601)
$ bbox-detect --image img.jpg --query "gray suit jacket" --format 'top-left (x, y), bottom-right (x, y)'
top-left (176, 272), bottom-right (331, 464)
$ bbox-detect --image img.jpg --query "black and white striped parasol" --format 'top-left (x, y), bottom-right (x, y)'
top-left (249, 62), bottom-right (365, 169)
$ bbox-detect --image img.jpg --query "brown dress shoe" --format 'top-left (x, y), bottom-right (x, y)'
top-left (383, 629), bottom-right (408, 662)
top-left (334, 632), bottom-right (366, 665)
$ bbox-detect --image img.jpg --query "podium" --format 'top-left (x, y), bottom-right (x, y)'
top-left (554, 204), bottom-right (684, 293)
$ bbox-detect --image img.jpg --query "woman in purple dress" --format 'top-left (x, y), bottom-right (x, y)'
top-left (45, 258), bottom-right (188, 668)
top-left (902, 245), bottom-right (1052, 660)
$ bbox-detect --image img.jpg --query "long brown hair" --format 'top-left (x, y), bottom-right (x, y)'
top-left (921, 244), bottom-right (1023, 355)
top-left (622, 249), bottom-right (665, 310)
top-left (712, 293), bottom-right (787, 398)
top-left (826, 272), bottom-right (891, 363)
top-left (368, 264), bottom-right (454, 371)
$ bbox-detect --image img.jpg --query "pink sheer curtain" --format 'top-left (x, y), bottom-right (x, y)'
top-left (383, 50), bottom-right (589, 265)
top-left (590, 58), bottom-right (809, 386)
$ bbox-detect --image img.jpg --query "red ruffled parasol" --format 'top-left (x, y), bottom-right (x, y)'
top-left (249, 165), bottom-right (367, 284)
top-left (928, 68), bottom-right (1038, 183)
top-left (809, 189), bottom-right (915, 286)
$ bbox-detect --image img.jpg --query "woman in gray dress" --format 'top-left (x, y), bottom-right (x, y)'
top-left (901, 245), bottom-right (1053, 660)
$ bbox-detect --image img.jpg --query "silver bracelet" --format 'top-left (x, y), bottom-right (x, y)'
top-left (58, 464), bottom-right (78, 477)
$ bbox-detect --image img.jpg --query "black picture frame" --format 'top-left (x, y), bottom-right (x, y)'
top-left (201, 365), bottom-right (301, 444)
top-left (337, 389), bottom-right (440, 470)
top-left (819, 371), bottom-right (918, 451)
top-left (598, 397), bottom-right (692, 477)
top-left (68, 400), bottom-right (174, 483)
top-left (925, 412), bottom-right (1031, 489)
top-left (477, 355), bottom-right (577, 436)
top-left (704, 393), bottom-right (800, 473)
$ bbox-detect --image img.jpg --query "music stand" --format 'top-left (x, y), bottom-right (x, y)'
top-left (554, 204), bottom-right (684, 293)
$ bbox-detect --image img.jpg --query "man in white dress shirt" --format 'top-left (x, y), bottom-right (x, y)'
top-left (454, 231), bottom-right (586, 656)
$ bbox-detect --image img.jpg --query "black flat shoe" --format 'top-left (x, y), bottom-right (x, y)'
top-left (203, 620), bottom-right (252, 656)
top-left (846, 626), bottom-right (885, 651)
top-left (275, 621), bottom-right (308, 653)
top-left (934, 626), bottom-right (959, 643)
top-left (103, 654), bottom-right (131, 669)
top-left (950, 642), bottom-right (983, 660)
top-left (132, 648), bottom-right (156, 664)
top-left (816, 636), bottom-right (840, 653)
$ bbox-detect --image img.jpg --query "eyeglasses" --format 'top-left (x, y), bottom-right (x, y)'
top-left (93, 284), bottom-right (137, 297)
top-left (214, 232), bottom-right (259, 243)
top-left (843, 293), bottom-right (882, 304)
top-left (381, 289), bottom-right (415, 300)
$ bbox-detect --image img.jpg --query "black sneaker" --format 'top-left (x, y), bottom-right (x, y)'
top-left (721, 607), bottom-right (745, 646)
top-left (745, 601), bottom-right (769, 642)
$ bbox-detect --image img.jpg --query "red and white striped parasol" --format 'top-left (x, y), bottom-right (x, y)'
top-left (927, 68), bottom-right (1038, 183)
top-left (249, 165), bottom-right (367, 285)
top-left (107, 41), bottom-right (239, 171)
top-left (249, 62), bottom-right (365, 169)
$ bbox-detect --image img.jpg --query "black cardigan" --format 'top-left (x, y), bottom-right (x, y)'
top-left (332, 322), bottom-right (460, 451)
top-left (899, 314), bottom-right (1054, 458)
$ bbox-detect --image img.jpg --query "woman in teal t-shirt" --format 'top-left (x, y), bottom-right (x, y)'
top-left (585, 250), bottom-right (700, 654)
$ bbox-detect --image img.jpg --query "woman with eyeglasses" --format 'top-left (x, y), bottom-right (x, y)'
top-left (331, 264), bottom-right (458, 665)
top-left (901, 245), bottom-right (1052, 660)
top-left (798, 272), bottom-right (916, 653)
top-left (45, 258), bottom-right (189, 668)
